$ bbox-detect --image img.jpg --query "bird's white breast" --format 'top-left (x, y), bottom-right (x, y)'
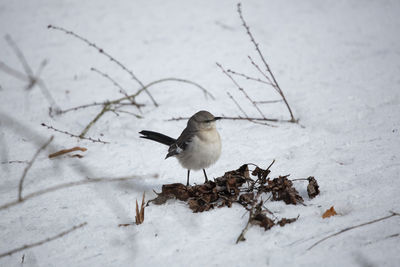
top-left (177, 130), bottom-right (221, 170)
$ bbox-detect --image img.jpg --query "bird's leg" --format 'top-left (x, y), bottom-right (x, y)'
top-left (186, 169), bottom-right (191, 186)
top-left (203, 169), bottom-right (208, 183)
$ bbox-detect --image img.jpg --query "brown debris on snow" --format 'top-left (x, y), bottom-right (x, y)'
top-left (150, 163), bottom-right (318, 240)
top-left (306, 176), bottom-right (320, 199)
top-left (48, 146), bottom-right (87, 159)
top-left (150, 164), bottom-right (312, 211)
top-left (265, 176), bottom-right (304, 205)
top-left (322, 206), bottom-right (338, 219)
top-left (277, 217), bottom-right (298, 227)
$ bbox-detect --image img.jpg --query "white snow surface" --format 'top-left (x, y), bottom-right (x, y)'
top-left (1, 0), bottom-right (400, 266)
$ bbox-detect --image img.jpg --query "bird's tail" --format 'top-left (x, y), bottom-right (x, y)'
top-left (139, 130), bottom-right (176, 146)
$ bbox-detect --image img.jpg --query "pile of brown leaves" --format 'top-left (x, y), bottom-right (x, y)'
top-left (149, 163), bottom-right (319, 237)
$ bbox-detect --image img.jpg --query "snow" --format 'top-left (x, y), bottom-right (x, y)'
top-left (1, 0), bottom-right (400, 266)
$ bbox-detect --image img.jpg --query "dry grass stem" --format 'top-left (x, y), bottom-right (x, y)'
top-left (135, 192), bottom-right (146, 225)
top-left (18, 136), bottom-right (54, 201)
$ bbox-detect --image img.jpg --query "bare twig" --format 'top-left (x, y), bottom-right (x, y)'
top-left (167, 116), bottom-right (293, 123)
top-left (3, 35), bottom-right (60, 112)
top-left (247, 56), bottom-right (275, 89)
top-left (107, 109), bottom-right (142, 118)
top-left (0, 222), bottom-right (87, 258)
top-left (1, 160), bottom-right (29, 164)
top-left (0, 61), bottom-right (29, 82)
top-left (0, 174), bottom-right (156, 211)
top-left (307, 211), bottom-right (400, 250)
top-left (364, 233), bottom-right (400, 245)
top-left (4, 35), bottom-right (34, 79)
top-left (47, 24), bottom-right (158, 107)
top-left (147, 77), bottom-right (215, 100)
top-left (254, 100), bottom-right (283, 104)
top-left (237, 160), bottom-right (276, 243)
top-left (40, 123), bottom-right (109, 144)
top-left (75, 77), bottom-right (213, 137)
top-left (58, 102), bottom-right (110, 114)
top-left (18, 136), bottom-right (53, 201)
top-left (227, 92), bottom-right (249, 118)
top-left (236, 202), bottom-right (255, 243)
top-left (227, 68), bottom-right (274, 87)
top-left (78, 104), bottom-right (111, 138)
top-left (237, 4), bottom-right (296, 122)
top-left (90, 67), bottom-right (139, 106)
top-left (217, 62), bottom-right (266, 119)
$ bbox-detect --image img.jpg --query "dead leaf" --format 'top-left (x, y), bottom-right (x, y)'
top-left (307, 176), bottom-right (320, 199)
top-left (251, 213), bottom-right (275, 230)
top-left (277, 217), bottom-right (298, 226)
top-left (135, 192), bottom-right (145, 225)
top-left (322, 206), bottom-right (337, 219)
top-left (49, 147), bottom-right (87, 158)
top-left (265, 176), bottom-right (304, 205)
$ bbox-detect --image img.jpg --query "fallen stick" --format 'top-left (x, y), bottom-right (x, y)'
top-left (0, 222), bottom-right (87, 258)
top-left (0, 175), bottom-right (155, 211)
top-left (307, 211), bottom-right (400, 250)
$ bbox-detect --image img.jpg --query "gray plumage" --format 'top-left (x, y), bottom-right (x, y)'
top-left (139, 110), bottom-right (222, 185)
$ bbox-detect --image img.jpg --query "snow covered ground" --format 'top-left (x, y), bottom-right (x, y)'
top-left (1, 0), bottom-right (399, 266)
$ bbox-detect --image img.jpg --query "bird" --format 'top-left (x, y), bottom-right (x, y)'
top-left (139, 110), bottom-right (222, 186)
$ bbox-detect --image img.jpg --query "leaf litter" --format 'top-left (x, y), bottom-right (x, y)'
top-left (149, 162), bottom-right (319, 241)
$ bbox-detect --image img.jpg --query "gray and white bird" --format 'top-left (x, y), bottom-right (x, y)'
top-left (139, 110), bottom-right (222, 186)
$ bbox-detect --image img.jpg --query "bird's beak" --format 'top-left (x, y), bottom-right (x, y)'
top-left (214, 117), bottom-right (222, 121)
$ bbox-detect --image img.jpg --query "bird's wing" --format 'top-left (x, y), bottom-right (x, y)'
top-left (165, 128), bottom-right (195, 159)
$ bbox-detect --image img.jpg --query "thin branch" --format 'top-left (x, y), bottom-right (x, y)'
top-left (108, 108), bottom-right (142, 118)
top-left (148, 77), bottom-right (215, 100)
top-left (78, 103), bottom-right (111, 138)
top-left (364, 233), bottom-right (400, 245)
top-left (217, 62), bottom-right (266, 119)
top-left (0, 61), bottom-right (29, 82)
top-left (4, 34), bottom-right (34, 78)
top-left (90, 67), bottom-right (139, 106)
top-left (18, 136), bottom-right (54, 201)
top-left (167, 116), bottom-right (293, 123)
top-left (236, 203), bottom-right (254, 243)
top-left (75, 77), bottom-right (213, 137)
top-left (227, 68), bottom-right (274, 87)
top-left (0, 174), bottom-right (156, 211)
top-left (307, 211), bottom-right (400, 250)
top-left (254, 100), bottom-right (283, 104)
top-left (1, 160), bottom-right (29, 164)
top-left (227, 92), bottom-right (249, 118)
top-left (47, 24), bottom-right (158, 107)
top-left (0, 222), bottom-right (87, 258)
top-left (247, 55), bottom-right (275, 89)
top-left (58, 102), bottom-right (110, 114)
top-left (40, 123), bottom-right (109, 144)
top-left (58, 76), bottom-right (212, 115)
top-left (2, 36), bottom-right (60, 113)
top-left (237, 4), bottom-right (296, 122)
